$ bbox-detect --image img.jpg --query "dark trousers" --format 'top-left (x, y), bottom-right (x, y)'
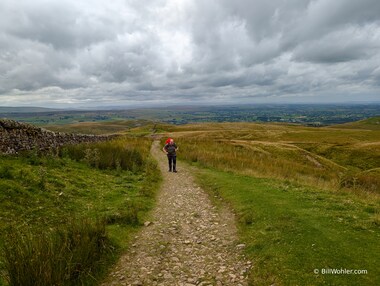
top-left (167, 155), bottom-right (176, 171)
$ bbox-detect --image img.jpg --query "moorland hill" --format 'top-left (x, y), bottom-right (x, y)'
top-left (0, 117), bottom-right (379, 285)
top-left (331, 116), bottom-right (380, 130)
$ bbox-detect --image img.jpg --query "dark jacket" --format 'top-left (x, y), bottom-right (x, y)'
top-left (164, 143), bottom-right (177, 156)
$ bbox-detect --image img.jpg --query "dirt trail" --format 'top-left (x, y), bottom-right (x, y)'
top-left (101, 141), bottom-right (251, 286)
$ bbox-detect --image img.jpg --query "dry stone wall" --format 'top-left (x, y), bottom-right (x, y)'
top-left (0, 119), bottom-right (116, 154)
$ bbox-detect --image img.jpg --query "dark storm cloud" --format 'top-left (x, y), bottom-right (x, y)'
top-left (0, 0), bottom-right (379, 107)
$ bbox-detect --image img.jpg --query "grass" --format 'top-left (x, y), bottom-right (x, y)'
top-left (45, 120), bottom-right (154, 135)
top-left (0, 137), bottom-right (161, 285)
top-left (61, 138), bottom-right (146, 172)
top-left (2, 219), bottom-right (108, 286)
top-left (1, 118), bottom-right (378, 285)
top-left (333, 116), bottom-right (380, 130)
top-left (174, 136), bottom-right (342, 190)
top-left (193, 167), bottom-right (380, 286)
top-left (159, 120), bottom-right (379, 285)
top-left (164, 121), bottom-right (380, 193)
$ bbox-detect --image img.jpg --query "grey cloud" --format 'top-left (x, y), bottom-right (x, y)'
top-left (292, 24), bottom-right (380, 63)
top-left (80, 45), bottom-right (147, 83)
top-left (220, 0), bottom-right (310, 42)
top-left (0, 35), bottom-right (83, 91)
top-left (0, 0), bottom-right (380, 107)
top-left (281, 0), bottom-right (380, 50)
top-left (1, 0), bottom-right (122, 50)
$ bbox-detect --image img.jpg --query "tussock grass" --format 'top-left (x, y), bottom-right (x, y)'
top-left (2, 219), bottom-right (109, 286)
top-left (61, 138), bottom-right (150, 172)
top-left (175, 137), bottom-right (342, 190)
top-left (167, 121), bottom-right (379, 193)
top-left (160, 121), bottom-right (379, 285)
top-left (0, 136), bottom-right (160, 285)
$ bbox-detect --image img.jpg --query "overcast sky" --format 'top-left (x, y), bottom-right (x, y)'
top-left (1, 0), bottom-right (380, 108)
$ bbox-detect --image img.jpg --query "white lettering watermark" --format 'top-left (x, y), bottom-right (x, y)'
top-left (314, 268), bottom-right (368, 275)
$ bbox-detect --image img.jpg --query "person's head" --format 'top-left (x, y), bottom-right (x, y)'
top-left (169, 139), bottom-right (174, 144)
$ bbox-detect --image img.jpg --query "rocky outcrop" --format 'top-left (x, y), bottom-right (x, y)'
top-left (0, 119), bottom-right (116, 154)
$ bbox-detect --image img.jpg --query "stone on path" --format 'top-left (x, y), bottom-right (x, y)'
top-left (101, 141), bottom-right (251, 285)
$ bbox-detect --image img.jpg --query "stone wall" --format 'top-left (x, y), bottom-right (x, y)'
top-left (0, 119), bottom-right (116, 154)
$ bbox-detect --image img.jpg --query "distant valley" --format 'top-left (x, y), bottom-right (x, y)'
top-left (1, 103), bottom-right (379, 127)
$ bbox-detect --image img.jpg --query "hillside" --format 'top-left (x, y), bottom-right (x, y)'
top-left (0, 106), bottom-right (61, 113)
top-left (44, 119), bottom-right (153, 135)
top-left (1, 118), bottom-right (379, 285)
top-left (331, 116), bottom-right (380, 130)
top-left (163, 121), bottom-right (380, 183)
top-left (156, 120), bottom-right (380, 285)
top-left (9, 117), bottom-right (377, 191)
top-left (0, 128), bottom-right (160, 285)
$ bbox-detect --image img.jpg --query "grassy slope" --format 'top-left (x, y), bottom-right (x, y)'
top-left (331, 116), bottom-right (380, 131)
top-left (1, 118), bottom-right (378, 285)
top-left (44, 119), bottom-right (153, 135)
top-left (167, 122), bottom-right (380, 191)
top-left (0, 138), bottom-right (161, 285)
top-left (159, 120), bottom-right (380, 285)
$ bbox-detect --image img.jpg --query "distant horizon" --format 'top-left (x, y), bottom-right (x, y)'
top-left (1, 100), bottom-right (380, 112)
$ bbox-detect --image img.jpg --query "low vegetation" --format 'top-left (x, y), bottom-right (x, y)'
top-left (45, 120), bottom-right (153, 135)
top-left (195, 169), bottom-right (379, 285)
top-left (0, 137), bottom-right (160, 285)
top-left (61, 139), bottom-right (146, 172)
top-left (3, 219), bottom-right (108, 286)
top-left (1, 116), bottom-right (379, 285)
top-left (162, 120), bottom-right (379, 285)
top-left (168, 121), bottom-right (380, 193)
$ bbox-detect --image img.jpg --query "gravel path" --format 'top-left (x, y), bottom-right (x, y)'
top-left (101, 141), bottom-right (251, 286)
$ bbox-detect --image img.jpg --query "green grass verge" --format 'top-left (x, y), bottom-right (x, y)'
top-left (192, 167), bottom-right (380, 286)
top-left (0, 139), bottom-right (161, 285)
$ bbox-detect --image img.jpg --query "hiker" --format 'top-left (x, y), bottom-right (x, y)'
top-left (163, 138), bottom-right (178, 172)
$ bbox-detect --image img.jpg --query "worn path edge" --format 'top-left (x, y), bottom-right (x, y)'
top-left (101, 140), bottom-right (251, 286)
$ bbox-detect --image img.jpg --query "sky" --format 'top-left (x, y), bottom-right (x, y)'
top-left (0, 0), bottom-right (380, 108)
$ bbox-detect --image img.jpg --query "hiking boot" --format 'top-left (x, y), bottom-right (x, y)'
top-left (173, 170), bottom-right (177, 173)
